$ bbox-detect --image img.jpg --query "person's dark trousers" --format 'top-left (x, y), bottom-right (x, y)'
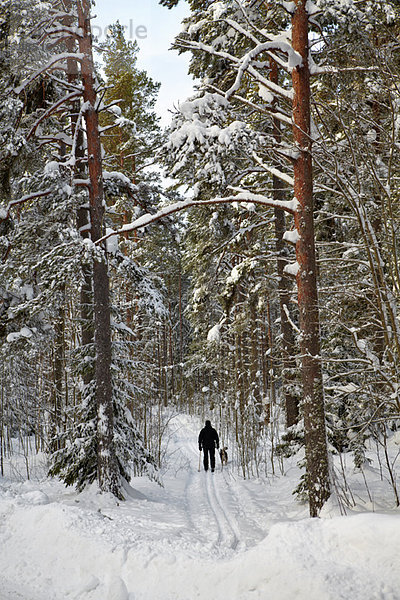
top-left (203, 447), bottom-right (216, 471)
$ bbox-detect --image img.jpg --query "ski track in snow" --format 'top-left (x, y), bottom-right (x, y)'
top-left (0, 414), bottom-right (299, 600)
top-left (175, 416), bottom-right (265, 557)
top-left (2, 414), bottom-right (400, 599)
top-left (208, 469), bottom-right (241, 551)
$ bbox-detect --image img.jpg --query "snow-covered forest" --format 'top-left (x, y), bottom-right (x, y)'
top-left (1, 0), bottom-right (400, 598)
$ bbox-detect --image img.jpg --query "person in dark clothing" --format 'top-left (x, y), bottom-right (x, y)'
top-left (198, 420), bottom-right (219, 472)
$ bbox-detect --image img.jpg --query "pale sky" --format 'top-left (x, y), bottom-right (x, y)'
top-left (93, 0), bottom-right (195, 126)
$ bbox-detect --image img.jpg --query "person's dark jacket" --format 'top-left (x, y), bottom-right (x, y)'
top-left (198, 420), bottom-right (219, 451)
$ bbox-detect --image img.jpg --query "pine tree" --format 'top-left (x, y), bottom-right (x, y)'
top-left (100, 22), bottom-right (162, 182)
top-left (0, 0), bottom-right (162, 498)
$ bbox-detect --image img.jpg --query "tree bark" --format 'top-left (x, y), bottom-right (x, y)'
top-left (49, 297), bottom-right (65, 452)
top-left (77, 0), bottom-right (121, 498)
top-left (270, 59), bottom-right (299, 428)
top-left (291, 0), bottom-right (331, 516)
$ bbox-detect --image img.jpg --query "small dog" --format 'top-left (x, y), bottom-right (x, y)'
top-left (219, 446), bottom-right (228, 466)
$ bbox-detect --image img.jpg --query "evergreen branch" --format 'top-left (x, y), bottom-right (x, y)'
top-left (206, 83), bottom-right (292, 125)
top-left (0, 189), bottom-right (52, 222)
top-left (27, 91), bottom-right (82, 140)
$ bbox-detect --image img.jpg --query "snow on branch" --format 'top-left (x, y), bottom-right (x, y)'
top-left (29, 9), bottom-right (80, 44)
top-left (305, 0), bottom-right (321, 16)
top-left (252, 152), bottom-right (294, 186)
top-left (27, 92), bottom-right (82, 140)
top-left (14, 53), bottom-right (84, 95)
top-left (65, 100), bottom-right (86, 167)
top-left (209, 85), bottom-right (292, 126)
top-left (177, 38), bottom-right (293, 102)
top-left (224, 17), bottom-right (260, 47)
top-left (283, 229), bottom-right (300, 245)
top-left (0, 190), bottom-right (52, 222)
top-left (103, 171), bottom-right (137, 192)
top-left (283, 261), bottom-right (300, 277)
top-left (96, 193), bottom-right (299, 245)
top-left (226, 39), bottom-right (301, 99)
top-left (48, 73), bottom-right (83, 93)
top-left (282, 303), bottom-right (300, 333)
top-left (309, 64), bottom-right (379, 76)
top-left (37, 133), bottom-right (74, 147)
top-left (281, 1), bottom-right (296, 13)
top-left (42, 25), bottom-right (84, 42)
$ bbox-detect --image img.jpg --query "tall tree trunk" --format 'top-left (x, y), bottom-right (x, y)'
top-left (270, 60), bottom-right (299, 427)
top-left (77, 0), bottom-right (121, 498)
top-left (249, 297), bottom-right (261, 413)
top-left (49, 295), bottom-right (65, 452)
top-left (274, 195), bottom-right (299, 428)
top-left (65, 2), bottom-right (93, 384)
top-left (292, 1), bottom-right (330, 516)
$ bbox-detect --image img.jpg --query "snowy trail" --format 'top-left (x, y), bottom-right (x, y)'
top-left (1, 413), bottom-right (400, 600)
top-left (171, 415), bottom-right (263, 556)
top-left (206, 470), bottom-right (241, 551)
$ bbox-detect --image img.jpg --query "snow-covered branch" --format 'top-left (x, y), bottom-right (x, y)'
top-left (309, 64), bottom-right (379, 76)
top-left (0, 190), bottom-right (52, 222)
top-left (226, 40), bottom-right (301, 99)
top-left (221, 88), bottom-right (293, 126)
top-left (14, 53), bottom-right (84, 95)
top-left (48, 73), bottom-right (83, 93)
top-left (177, 38), bottom-right (293, 102)
top-left (27, 92), bottom-right (82, 140)
top-left (96, 192), bottom-right (299, 245)
top-left (41, 25), bottom-right (84, 44)
top-left (282, 303), bottom-right (300, 333)
top-left (252, 152), bottom-right (295, 186)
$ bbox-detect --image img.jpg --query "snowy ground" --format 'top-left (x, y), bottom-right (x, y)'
top-left (1, 414), bottom-right (400, 600)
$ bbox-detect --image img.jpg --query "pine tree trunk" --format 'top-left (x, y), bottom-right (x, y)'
top-left (249, 297), bottom-right (261, 414)
top-left (77, 0), bottom-right (121, 498)
top-left (270, 57), bottom-right (299, 427)
top-left (292, 0), bottom-right (331, 516)
top-left (273, 195), bottom-right (299, 428)
top-left (65, 3), bottom-right (94, 384)
top-left (50, 298), bottom-right (65, 452)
